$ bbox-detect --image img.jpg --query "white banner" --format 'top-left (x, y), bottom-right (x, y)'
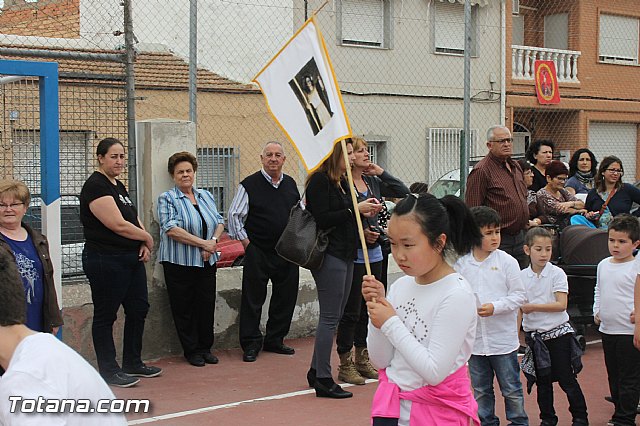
top-left (253, 16), bottom-right (351, 172)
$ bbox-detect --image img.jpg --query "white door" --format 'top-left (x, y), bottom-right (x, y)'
top-left (588, 122), bottom-right (638, 182)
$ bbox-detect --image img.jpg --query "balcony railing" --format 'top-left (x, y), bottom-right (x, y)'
top-left (512, 45), bottom-right (581, 83)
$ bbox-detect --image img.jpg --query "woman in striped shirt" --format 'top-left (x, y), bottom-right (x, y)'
top-left (157, 151), bottom-right (224, 367)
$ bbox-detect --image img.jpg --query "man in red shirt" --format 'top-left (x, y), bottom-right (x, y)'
top-left (465, 125), bottom-right (529, 268)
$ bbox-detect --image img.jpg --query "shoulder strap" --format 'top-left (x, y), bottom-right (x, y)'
top-left (599, 187), bottom-right (617, 216)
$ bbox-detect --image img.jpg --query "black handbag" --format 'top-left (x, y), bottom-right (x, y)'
top-left (275, 200), bottom-right (331, 270)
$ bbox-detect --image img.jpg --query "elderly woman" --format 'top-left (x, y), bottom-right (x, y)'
top-left (0, 180), bottom-right (62, 334)
top-left (536, 160), bottom-right (585, 230)
top-left (565, 148), bottom-right (598, 196)
top-left (526, 140), bottom-right (555, 192)
top-left (305, 140), bottom-right (382, 399)
top-left (157, 151), bottom-right (224, 367)
top-left (335, 136), bottom-right (409, 385)
top-left (81, 137), bottom-right (161, 388)
top-left (584, 155), bottom-right (640, 229)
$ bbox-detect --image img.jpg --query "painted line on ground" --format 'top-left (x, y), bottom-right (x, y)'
top-left (129, 339), bottom-right (604, 424)
top-left (127, 379), bottom-right (377, 424)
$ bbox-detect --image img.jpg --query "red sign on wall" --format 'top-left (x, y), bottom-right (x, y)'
top-left (534, 60), bottom-right (560, 105)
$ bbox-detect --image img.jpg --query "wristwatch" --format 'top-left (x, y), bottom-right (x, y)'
top-left (212, 236), bottom-right (218, 241)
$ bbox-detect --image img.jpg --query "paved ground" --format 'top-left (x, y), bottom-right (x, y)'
top-left (113, 325), bottom-right (620, 425)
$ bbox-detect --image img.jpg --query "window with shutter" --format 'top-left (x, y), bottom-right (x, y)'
top-left (599, 14), bottom-right (639, 64)
top-left (340, 0), bottom-right (389, 48)
top-left (434, 1), bottom-right (477, 56)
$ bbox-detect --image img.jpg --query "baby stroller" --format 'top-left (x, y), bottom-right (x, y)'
top-left (555, 225), bottom-right (610, 350)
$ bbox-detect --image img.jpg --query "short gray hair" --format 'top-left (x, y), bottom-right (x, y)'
top-left (486, 125), bottom-right (508, 142)
top-left (262, 141), bottom-right (284, 155)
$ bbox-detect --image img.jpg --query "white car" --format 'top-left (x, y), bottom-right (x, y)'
top-left (428, 167), bottom-right (474, 198)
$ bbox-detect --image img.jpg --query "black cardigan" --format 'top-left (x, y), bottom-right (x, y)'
top-left (305, 172), bottom-right (357, 262)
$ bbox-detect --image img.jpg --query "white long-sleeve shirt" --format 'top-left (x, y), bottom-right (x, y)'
top-left (454, 249), bottom-right (526, 355)
top-left (594, 256), bottom-right (638, 335)
top-left (367, 273), bottom-right (477, 425)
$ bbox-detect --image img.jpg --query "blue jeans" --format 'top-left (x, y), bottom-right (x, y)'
top-left (83, 248), bottom-right (150, 378)
top-left (469, 351), bottom-right (529, 426)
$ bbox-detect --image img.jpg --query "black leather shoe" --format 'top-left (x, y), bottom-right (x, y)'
top-left (243, 349), bottom-right (258, 362)
top-left (263, 343), bottom-right (295, 355)
top-left (202, 353), bottom-right (219, 364)
top-left (186, 354), bottom-right (205, 367)
top-left (314, 379), bottom-right (352, 399)
top-left (604, 396), bottom-right (614, 404)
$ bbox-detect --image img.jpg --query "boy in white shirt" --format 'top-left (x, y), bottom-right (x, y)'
top-left (0, 248), bottom-right (126, 426)
top-left (520, 227), bottom-right (587, 426)
top-left (593, 214), bottom-right (640, 426)
top-left (454, 206), bottom-right (528, 426)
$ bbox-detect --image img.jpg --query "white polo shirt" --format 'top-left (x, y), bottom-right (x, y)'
top-left (521, 262), bottom-right (570, 333)
top-left (454, 249), bottom-right (526, 356)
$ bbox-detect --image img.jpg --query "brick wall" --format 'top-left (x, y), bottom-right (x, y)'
top-left (0, 0), bottom-right (79, 38)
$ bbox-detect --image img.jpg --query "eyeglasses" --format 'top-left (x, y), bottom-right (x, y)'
top-left (554, 176), bottom-right (568, 182)
top-left (0, 202), bottom-right (24, 210)
top-left (605, 168), bottom-right (623, 174)
top-left (490, 138), bottom-right (513, 145)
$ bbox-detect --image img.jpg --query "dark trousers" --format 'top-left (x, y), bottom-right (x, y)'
top-left (239, 243), bottom-right (300, 352)
top-left (602, 333), bottom-right (640, 425)
top-left (162, 261), bottom-right (216, 358)
top-left (534, 334), bottom-right (588, 425)
top-left (83, 248), bottom-right (149, 378)
top-left (311, 253), bottom-right (354, 378)
top-left (499, 230), bottom-right (528, 269)
top-left (336, 260), bottom-right (382, 354)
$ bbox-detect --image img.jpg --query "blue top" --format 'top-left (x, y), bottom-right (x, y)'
top-left (3, 233), bottom-right (45, 331)
top-left (157, 186), bottom-right (224, 267)
top-left (565, 175), bottom-right (594, 195)
top-left (585, 183), bottom-right (640, 220)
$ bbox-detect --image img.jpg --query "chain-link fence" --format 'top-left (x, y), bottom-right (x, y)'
top-left (0, 0), bottom-right (639, 282)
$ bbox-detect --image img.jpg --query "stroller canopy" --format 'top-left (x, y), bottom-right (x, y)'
top-left (559, 225), bottom-right (609, 266)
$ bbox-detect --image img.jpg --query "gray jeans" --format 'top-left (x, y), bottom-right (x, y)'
top-left (310, 253), bottom-right (354, 378)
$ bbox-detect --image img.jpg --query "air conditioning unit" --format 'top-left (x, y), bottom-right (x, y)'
top-left (512, 0), bottom-right (520, 15)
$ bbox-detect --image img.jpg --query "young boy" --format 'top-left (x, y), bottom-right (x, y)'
top-left (520, 227), bottom-right (587, 426)
top-left (454, 206), bottom-right (528, 426)
top-left (593, 214), bottom-right (640, 426)
top-left (0, 248), bottom-right (126, 425)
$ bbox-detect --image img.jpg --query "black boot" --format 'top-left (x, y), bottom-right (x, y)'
top-left (314, 377), bottom-right (353, 399)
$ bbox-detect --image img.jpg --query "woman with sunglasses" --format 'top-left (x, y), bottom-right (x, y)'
top-left (584, 156), bottom-right (640, 229)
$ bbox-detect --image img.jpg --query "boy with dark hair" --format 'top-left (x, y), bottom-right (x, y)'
top-left (594, 214), bottom-right (640, 426)
top-left (455, 206), bottom-right (528, 425)
top-left (0, 247), bottom-right (126, 425)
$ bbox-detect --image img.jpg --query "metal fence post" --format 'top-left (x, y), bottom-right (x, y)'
top-left (124, 0), bottom-right (138, 204)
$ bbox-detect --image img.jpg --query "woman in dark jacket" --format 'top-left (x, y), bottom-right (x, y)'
top-left (0, 179), bottom-right (62, 335)
top-left (304, 139), bottom-right (381, 399)
top-left (335, 136), bottom-right (409, 385)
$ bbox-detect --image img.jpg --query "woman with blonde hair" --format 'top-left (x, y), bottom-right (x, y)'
top-left (304, 139), bottom-right (382, 398)
top-left (0, 179), bottom-right (62, 335)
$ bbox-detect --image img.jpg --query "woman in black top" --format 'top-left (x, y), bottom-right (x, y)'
top-left (305, 139), bottom-right (381, 399)
top-left (526, 140), bottom-right (555, 192)
top-left (80, 138), bottom-right (161, 388)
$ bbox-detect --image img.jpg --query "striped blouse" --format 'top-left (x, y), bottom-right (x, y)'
top-left (157, 186), bottom-right (224, 267)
